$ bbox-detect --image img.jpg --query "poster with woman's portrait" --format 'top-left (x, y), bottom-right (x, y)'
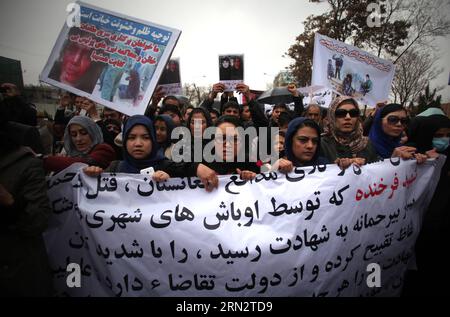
top-left (158, 58), bottom-right (182, 95)
top-left (40, 1), bottom-right (181, 116)
top-left (218, 54), bottom-right (244, 91)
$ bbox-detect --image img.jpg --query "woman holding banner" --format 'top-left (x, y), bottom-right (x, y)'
top-left (320, 96), bottom-right (378, 169)
top-left (83, 115), bottom-right (219, 191)
top-left (43, 116), bottom-right (116, 174)
top-left (202, 115), bottom-right (259, 179)
top-left (368, 103), bottom-right (426, 162)
top-left (272, 117), bottom-right (329, 172)
top-left (404, 113), bottom-right (450, 295)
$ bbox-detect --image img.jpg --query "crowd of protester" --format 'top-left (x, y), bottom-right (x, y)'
top-left (0, 80), bottom-right (449, 296)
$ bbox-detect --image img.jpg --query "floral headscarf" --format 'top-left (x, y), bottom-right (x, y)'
top-left (325, 95), bottom-right (368, 155)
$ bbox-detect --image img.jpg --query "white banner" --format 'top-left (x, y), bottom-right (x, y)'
top-left (311, 33), bottom-right (395, 107)
top-left (302, 89), bottom-right (333, 108)
top-left (44, 157), bottom-right (445, 297)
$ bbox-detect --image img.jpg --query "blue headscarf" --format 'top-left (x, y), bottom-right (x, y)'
top-left (119, 115), bottom-right (165, 173)
top-left (285, 117), bottom-right (328, 167)
top-left (369, 103), bottom-right (404, 158)
top-left (154, 114), bottom-right (175, 149)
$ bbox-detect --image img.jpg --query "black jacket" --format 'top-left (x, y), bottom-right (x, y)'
top-left (0, 147), bottom-right (53, 296)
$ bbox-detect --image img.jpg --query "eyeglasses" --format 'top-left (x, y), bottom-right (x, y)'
top-left (335, 108), bottom-right (360, 118)
top-left (386, 116), bottom-right (408, 125)
top-left (215, 135), bottom-right (240, 144)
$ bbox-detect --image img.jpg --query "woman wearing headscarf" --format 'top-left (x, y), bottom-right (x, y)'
top-left (408, 113), bottom-right (450, 155)
top-left (369, 103), bottom-right (425, 162)
top-left (43, 116), bottom-right (116, 173)
top-left (273, 117), bottom-right (329, 173)
top-left (320, 96), bottom-right (378, 169)
top-left (154, 114), bottom-right (176, 159)
top-left (403, 113), bottom-right (450, 296)
top-left (84, 115), bottom-right (219, 190)
top-left (98, 117), bottom-right (123, 160)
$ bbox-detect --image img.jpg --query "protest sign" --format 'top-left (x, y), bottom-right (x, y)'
top-left (158, 58), bottom-right (182, 95)
top-left (219, 54), bottom-right (244, 91)
top-left (40, 1), bottom-right (181, 116)
top-left (312, 33), bottom-right (395, 107)
top-left (302, 89), bottom-right (333, 108)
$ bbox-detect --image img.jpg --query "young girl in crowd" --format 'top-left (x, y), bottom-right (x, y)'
top-left (84, 115), bottom-right (218, 190)
top-left (154, 114), bottom-right (176, 159)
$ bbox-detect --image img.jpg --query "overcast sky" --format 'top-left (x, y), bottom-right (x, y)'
top-left (1, 0), bottom-right (449, 100)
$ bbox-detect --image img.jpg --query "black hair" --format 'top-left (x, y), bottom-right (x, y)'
top-left (187, 107), bottom-right (213, 130)
top-left (162, 95), bottom-right (180, 106)
top-left (215, 115), bottom-right (242, 128)
top-left (209, 108), bottom-right (220, 118)
top-left (159, 104), bottom-right (182, 118)
top-left (221, 101), bottom-right (241, 114)
top-left (278, 111), bottom-right (293, 128)
top-left (380, 103), bottom-right (405, 119)
top-left (183, 105), bottom-right (194, 114)
top-left (273, 103), bottom-right (289, 111)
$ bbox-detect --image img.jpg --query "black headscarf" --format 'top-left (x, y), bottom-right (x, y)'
top-left (368, 103), bottom-right (405, 158)
top-left (408, 114), bottom-right (450, 153)
top-left (285, 117), bottom-right (328, 167)
top-left (119, 115), bottom-right (165, 173)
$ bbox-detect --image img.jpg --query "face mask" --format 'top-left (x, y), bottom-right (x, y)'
top-left (432, 137), bottom-right (450, 152)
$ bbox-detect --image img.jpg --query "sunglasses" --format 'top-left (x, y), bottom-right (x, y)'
top-left (386, 116), bottom-right (408, 125)
top-left (335, 108), bottom-right (360, 118)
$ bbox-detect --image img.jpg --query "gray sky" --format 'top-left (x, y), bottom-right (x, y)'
top-left (1, 0), bottom-right (449, 100)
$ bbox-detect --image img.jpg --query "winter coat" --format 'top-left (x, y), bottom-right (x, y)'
top-left (0, 147), bottom-right (53, 296)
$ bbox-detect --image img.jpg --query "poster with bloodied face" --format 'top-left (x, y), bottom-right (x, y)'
top-left (40, 1), bottom-right (181, 116)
